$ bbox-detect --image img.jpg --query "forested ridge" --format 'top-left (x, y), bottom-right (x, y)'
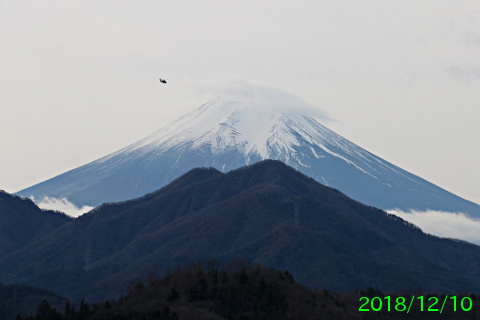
top-left (5, 162), bottom-right (480, 319)
top-left (4, 161), bottom-right (480, 302)
top-left (12, 259), bottom-right (480, 320)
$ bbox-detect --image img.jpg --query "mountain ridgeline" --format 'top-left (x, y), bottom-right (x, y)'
top-left (16, 85), bottom-right (480, 217)
top-left (3, 160), bottom-right (480, 302)
top-left (0, 190), bottom-right (71, 258)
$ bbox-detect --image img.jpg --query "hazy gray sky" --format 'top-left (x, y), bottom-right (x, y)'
top-left (1, 0), bottom-right (479, 207)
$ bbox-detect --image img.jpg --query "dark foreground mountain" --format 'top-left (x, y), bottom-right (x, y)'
top-left (3, 160), bottom-right (480, 302)
top-left (0, 190), bottom-right (71, 258)
top-left (18, 260), bottom-right (480, 320)
top-left (17, 82), bottom-right (480, 216)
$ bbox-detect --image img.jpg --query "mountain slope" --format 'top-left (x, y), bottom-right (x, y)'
top-left (4, 160), bottom-right (480, 301)
top-left (16, 84), bottom-right (480, 216)
top-left (0, 190), bottom-right (72, 258)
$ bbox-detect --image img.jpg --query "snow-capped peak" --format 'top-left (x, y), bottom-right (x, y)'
top-left (17, 79), bottom-right (480, 217)
top-left (114, 82), bottom-right (333, 161)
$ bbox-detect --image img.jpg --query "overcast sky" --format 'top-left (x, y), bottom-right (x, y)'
top-left (1, 0), bottom-right (479, 207)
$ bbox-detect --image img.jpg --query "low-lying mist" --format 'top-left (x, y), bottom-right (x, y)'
top-left (389, 209), bottom-right (480, 245)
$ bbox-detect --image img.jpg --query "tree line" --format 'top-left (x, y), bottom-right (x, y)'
top-left (13, 258), bottom-right (480, 320)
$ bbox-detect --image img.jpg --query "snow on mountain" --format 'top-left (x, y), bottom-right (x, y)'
top-left (16, 82), bottom-right (480, 217)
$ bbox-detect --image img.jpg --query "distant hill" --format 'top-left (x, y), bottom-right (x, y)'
top-left (0, 190), bottom-right (71, 258)
top-left (0, 281), bottom-right (69, 320)
top-left (3, 160), bottom-right (480, 302)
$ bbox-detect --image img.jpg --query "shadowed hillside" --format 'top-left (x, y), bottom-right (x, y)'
top-left (0, 190), bottom-right (71, 258)
top-left (2, 161), bottom-right (480, 302)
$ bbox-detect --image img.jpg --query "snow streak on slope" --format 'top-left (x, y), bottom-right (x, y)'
top-left (16, 80), bottom-right (480, 218)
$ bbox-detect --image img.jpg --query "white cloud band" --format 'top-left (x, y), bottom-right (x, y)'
top-left (388, 209), bottom-right (480, 245)
top-left (31, 196), bottom-right (93, 218)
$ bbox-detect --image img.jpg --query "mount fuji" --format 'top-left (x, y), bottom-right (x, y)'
top-left (17, 82), bottom-right (480, 217)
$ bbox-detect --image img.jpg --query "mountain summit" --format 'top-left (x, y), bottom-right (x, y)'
top-left (17, 82), bottom-right (480, 216)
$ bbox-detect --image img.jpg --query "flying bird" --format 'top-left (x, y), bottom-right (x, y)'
top-left (159, 78), bottom-right (167, 84)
